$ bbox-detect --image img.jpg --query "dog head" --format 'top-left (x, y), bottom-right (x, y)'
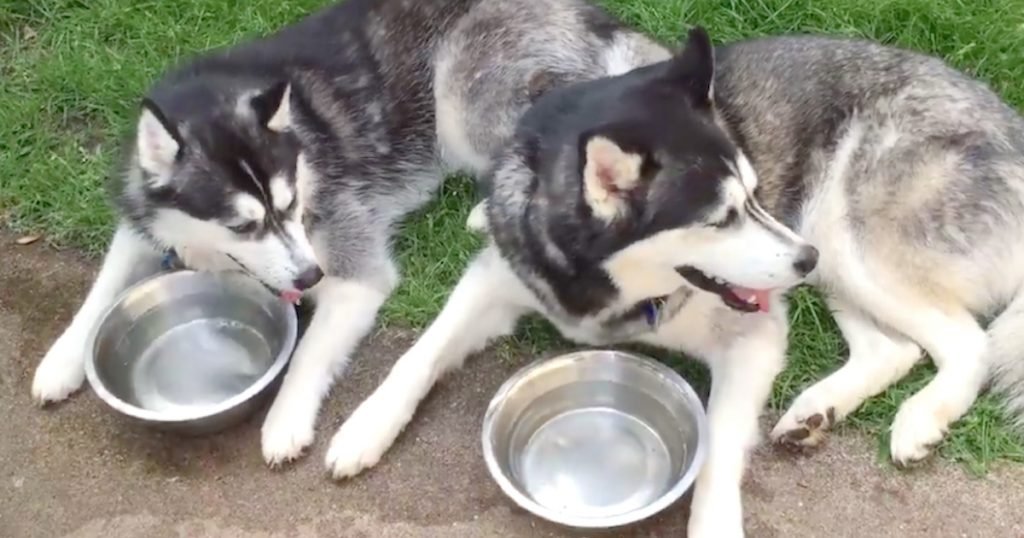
top-left (132, 80), bottom-right (323, 298)
top-left (575, 27), bottom-right (817, 312)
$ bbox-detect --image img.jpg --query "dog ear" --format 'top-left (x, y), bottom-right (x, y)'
top-left (665, 26), bottom-right (715, 108)
top-left (137, 98), bottom-right (183, 181)
top-left (250, 80), bottom-right (292, 131)
top-left (581, 135), bottom-right (644, 222)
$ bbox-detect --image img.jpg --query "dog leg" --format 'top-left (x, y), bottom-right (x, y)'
top-left (325, 247), bottom-right (532, 479)
top-left (887, 309), bottom-right (987, 465)
top-left (653, 302), bottom-right (788, 538)
top-left (827, 278), bottom-right (987, 463)
top-left (772, 302), bottom-right (922, 447)
top-left (691, 318), bottom-right (787, 538)
top-left (820, 269), bottom-right (988, 464)
top-left (32, 224), bottom-right (161, 404)
top-left (261, 273), bottom-right (392, 466)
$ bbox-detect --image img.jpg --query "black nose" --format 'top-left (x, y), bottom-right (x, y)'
top-left (793, 245), bottom-right (819, 277)
top-left (294, 266), bottom-right (324, 290)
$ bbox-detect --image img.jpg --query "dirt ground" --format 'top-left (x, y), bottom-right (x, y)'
top-left (2, 232), bottom-right (1023, 538)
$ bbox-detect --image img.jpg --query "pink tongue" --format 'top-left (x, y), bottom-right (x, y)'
top-left (280, 289), bottom-right (303, 305)
top-left (730, 286), bottom-right (771, 313)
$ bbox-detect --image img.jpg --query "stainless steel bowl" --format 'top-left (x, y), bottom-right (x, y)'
top-left (482, 349), bottom-right (708, 529)
top-left (84, 270), bottom-right (297, 435)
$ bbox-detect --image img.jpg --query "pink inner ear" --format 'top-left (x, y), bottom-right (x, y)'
top-left (146, 127), bottom-right (171, 156)
top-left (138, 110), bottom-right (179, 171)
top-left (596, 165), bottom-right (621, 194)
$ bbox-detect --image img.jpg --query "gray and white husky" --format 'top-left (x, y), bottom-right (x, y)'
top-left (324, 26), bottom-right (1024, 537)
top-left (30, 0), bottom-right (670, 467)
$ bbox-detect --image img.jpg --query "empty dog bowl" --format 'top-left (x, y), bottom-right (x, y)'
top-left (482, 349), bottom-right (708, 529)
top-left (84, 270), bottom-right (297, 435)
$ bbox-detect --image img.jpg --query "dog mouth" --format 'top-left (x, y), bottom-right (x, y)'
top-left (225, 255), bottom-right (304, 305)
top-left (252, 279), bottom-right (305, 306)
top-left (675, 266), bottom-right (771, 313)
top-left (278, 289), bottom-right (304, 305)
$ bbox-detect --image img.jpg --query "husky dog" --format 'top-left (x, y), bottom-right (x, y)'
top-left (322, 26), bottom-right (1024, 537)
top-left (30, 0), bottom-right (671, 467)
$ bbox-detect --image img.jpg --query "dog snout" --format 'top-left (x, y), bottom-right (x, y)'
top-left (792, 245), bottom-right (819, 277)
top-left (293, 266), bottom-right (325, 290)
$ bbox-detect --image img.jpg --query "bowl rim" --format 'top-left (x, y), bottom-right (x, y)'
top-left (83, 269), bottom-right (298, 424)
top-left (480, 349), bottom-right (709, 529)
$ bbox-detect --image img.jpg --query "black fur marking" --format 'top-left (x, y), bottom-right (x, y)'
top-left (114, 0), bottom-right (483, 247)
top-left (490, 31), bottom-right (738, 319)
top-left (152, 112), bottom-right (301, 224)
top-left (249, 80), bottom-right (290, 127)
top-left (578, 3), bottom-right (624, 41)
top-left (665, 26), bottom-right (715, 110)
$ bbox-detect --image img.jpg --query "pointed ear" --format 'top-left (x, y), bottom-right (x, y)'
top-left (136, 99), bottom-right (182, 179)
top-left (581, 135), bottom-right (644, 222)
top-left (250, 80), bottom-right (291, 131)
top-left (665, 26), bottom-right (715, 107)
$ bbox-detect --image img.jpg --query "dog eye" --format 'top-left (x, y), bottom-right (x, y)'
top-left (228, 221), bottom-right (259, 234)
top-left (712, 208), bottom-right (739, 228)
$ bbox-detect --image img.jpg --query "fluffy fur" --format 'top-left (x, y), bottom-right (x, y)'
top-left (30, 0), bottom-right (672, 471)
top-left (324, 25), bottom-right (1024, 538)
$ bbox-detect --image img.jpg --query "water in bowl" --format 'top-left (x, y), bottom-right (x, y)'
top-left (508, 380), bottom-right (685, 520)
top-left (131, 317), bottom-right (272, 413)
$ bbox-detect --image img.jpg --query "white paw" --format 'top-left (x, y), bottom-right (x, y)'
top-left (770, 385), bottom-right (838, 447)
top-left (687, 492), bottom-right (744, 538)
top-left (32, 333), bottom-right (88, 405)
top-left (688, 518), bottom-right (744, 538)
top-left (261, 398), bottom-right (316, 467)
top-left (889, 394), bottom-right (947, 465)
top-left (325, 392), bottom-right (410, 480)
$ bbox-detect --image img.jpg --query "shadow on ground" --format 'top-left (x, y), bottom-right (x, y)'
top-left (2, 232), bottom-right (1023, 538)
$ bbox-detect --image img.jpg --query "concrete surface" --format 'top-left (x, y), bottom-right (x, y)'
top-left (2, 231), bottom-right (1024, 538)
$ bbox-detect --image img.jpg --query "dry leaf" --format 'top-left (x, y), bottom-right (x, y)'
top-left (16, 235), bottom-right (40, 246)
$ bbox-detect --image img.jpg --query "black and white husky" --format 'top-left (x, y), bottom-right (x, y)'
top-left (324, 26), bottom-right (1024, 537)
top-left (30, 0), bottom-right (671, 467)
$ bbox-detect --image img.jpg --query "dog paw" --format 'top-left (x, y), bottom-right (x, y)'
top-left (261, 401), bottom-right (316, 467)
top-left (31, 335), bottom-right (87, 405)
top-left (889, 396), bottom-right (946, 466)
top-left (325, 393), bottom-right (410, 480)
top-left (688, 519), bottom-right (745, 538)
top-left (770, 391), bottom-right (837, 449)
top-left (687, 494), bottom-right (745, 538)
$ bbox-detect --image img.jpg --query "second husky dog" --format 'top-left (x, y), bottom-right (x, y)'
top-left (30, 0), bottom-right (670, 466)
top-left (323, 26), bottom-right (1024, 537)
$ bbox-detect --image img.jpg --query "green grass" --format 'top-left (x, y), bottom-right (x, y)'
top-left (3, 0), bottom-right (1024, 472)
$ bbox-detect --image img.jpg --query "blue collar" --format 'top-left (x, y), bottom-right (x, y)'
top-left (161, 248), bottom-right (184, 271)
top-left (642, 295), bottom-right (669, 327)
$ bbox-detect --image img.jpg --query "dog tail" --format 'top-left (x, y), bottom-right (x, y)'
top-left (986, 293), bottom-right (1024, 431)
